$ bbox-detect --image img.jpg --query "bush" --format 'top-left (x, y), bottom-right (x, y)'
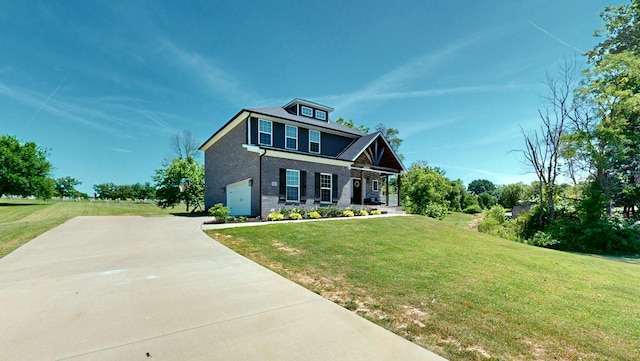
top-left (477, 205), bottom-right (518, 240)
top-left (463, 205), bottom-right (483, 214)
top-left (308, 211), bottom-right (321, 219)
top-left (359, 209), bottom-right (369, 216)
top-left (209, 203), bottom-right (230, 223)
top-left (289, 212), bottom-right (303, 220)
top-left (422, 203), bottom-right (448, 220)
top-left (527, 231), bottom-right (560, 247)
top-left (267, 212), bottom-right (284, 221)
top-left (343, 210), bottom-right (355, 217)
top-left (371, 209), bottom-right (382, 215)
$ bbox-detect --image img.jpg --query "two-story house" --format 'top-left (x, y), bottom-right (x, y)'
top-left (199, 98), bottom-right (405, 218)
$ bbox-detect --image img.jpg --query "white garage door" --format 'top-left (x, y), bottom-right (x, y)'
top-left (226, 179), bottom-right (252, 216)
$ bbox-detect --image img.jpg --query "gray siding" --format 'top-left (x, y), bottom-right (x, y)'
top-left (260, 157), bottom-right (350, 218)
top-left (204, 119), bottom-right (261, 216)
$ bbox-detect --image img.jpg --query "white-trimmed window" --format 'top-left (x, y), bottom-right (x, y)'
top-left (286, 169), bottom-right (300, 202)
top-left (258, 119), bottom-right (272, 146)
top-left (301, 105), bottom-right (313, 117)
top-left (309, 130), bottom-right (320, 153)
top-left (320, 173), bottom-right (332, 203)
top-left (285, 125), bottom-right (298, 150)
top-left (315, 109), bottom-right (327, 120)
top-left (372, 179), bottom-right (379, 192)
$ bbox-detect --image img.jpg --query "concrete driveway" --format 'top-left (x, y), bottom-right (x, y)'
top-left (0, 216), bottom-right (446, 360)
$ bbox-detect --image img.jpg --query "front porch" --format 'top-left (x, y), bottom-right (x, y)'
top-left (349, 168), bottom-right (402, 207)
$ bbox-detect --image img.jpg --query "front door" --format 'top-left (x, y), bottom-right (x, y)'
top-left (351, 178), bottom-right (362, 204)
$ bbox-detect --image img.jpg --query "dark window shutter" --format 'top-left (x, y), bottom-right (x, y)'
top-left (300, 171), bottom-right (307, 202)
top-left (314, 172), bottom-right (321, 202)
top-left (332, 174), bottom-right (339, 203)
top-left (279, 169), bottom-right (286, 201)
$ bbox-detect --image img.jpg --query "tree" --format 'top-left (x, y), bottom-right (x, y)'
top-left (499, 183), bottom-right (526, 209)
top-left (335, 117), bottom-right (370, 133)
top-left (401, 162), bottom-right (452, 218)
top-left (574, 1), bottom-right (640, 218)
top-left (520, 61), bottom-right (580, 223)
top-left (0, 134), bottom-right (53, 198)
top-left (54, 177), bottom-right (82, 199)
top-left (170, 130), bottom-right (200, 160)
top-left (467, 179), bottom-right (496, 195)
top-left (153, 156), bottom-right (204, 212)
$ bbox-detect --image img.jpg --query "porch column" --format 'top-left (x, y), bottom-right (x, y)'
top-left (360, 170), bottom-right (364, 206)
top-left (385, 174), bottom-right (389, 206)
top-left (397, 174), bottom-right (402, 207)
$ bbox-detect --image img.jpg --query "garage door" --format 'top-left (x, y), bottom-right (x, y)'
top-left (226, 179), bottom-right (252, 216)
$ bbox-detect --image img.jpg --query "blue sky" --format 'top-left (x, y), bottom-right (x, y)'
top-left (0, 0), bottom-right (613, 195)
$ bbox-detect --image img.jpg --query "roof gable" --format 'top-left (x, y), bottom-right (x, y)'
top-left (338, 132), bottom-right (406, 173)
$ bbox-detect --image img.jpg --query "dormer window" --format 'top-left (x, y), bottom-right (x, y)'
top-left (301, 106), bottom-right (313, 117)
top-left (315, 110), bottom-right (327, 120)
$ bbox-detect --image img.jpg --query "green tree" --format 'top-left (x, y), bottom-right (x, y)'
top-left (500, 183), bottom-right (526, 209)
top-left (153, 156), bottom-right (204, 212)
top-left (401, 162), bottom-right (452, 218)
top-left (478, 191), bottom-right (497, 209)
top-left (335, 117), bottom-right (370, 133)
top-left (54, 176), bottom-right (82, 199)
top-left (575, 1), bottom-right (640, 218)
top-left (467, 179), bottom-right (496, 195)
top-left (0, 135), bottom-right (53, 199)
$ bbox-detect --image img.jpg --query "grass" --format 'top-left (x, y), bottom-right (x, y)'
top-left (0, 198), bottom-right (186, 258)
top-left (206, 215), bottom-right (640, 361)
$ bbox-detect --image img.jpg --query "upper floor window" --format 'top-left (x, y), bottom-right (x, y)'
top-left (300, 106), bottom-right (313, 117)
top-left (309, 130), bottom-right (320, 153)
top-left (285, 125), bottom-right (298, 150)
top-left (258, 119), bottom-right (272, 146)
top-left (315, 110), bottom-right (327, 120)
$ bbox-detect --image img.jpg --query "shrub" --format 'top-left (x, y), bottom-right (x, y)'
top-left (267, 212), bottom-right (284, 221)
top-left (209, 203), bottom-right (230, 223)
top-left (343, 210), bottom-right (355, 217)
top-left (527, 231), bottom-right (560, 247)
top-left (289, 212), bottom-right (303, 220)
top-left (463, 205), bottom-right (483, 214)
top-left (359, 209), bottom-right (369, 216)
top-left (422, 203), bottom-right (448, 220)
top-left (371, 209), bottom-right (382, 215)
top-left (308, 211), bottom-right (321, 219)
top-left (239, 216), bottom-right (247, 222)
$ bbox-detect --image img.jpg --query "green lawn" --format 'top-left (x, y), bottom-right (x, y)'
top-left (206, 215), bottom-right (640, 361)
top-left (0, 198), bottom-right (185, 258)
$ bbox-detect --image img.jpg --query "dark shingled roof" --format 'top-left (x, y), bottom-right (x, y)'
top-left (246, 106), bottom-right (365, 137)
top-left (337, 132), bottom-right (379, 161)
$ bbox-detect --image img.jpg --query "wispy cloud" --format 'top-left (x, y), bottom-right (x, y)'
top-left (0, 81), bottom-right (187, 137)
top-left (0, 81), bottom-right (118, 133)
top-left (399, 117), bottom-right (462, 139)
top-left (427, 125), bottom-right (522, 152)
top-left (528, 20), bottom-right (582, 53)
top-left (110, 148), bottom-right (133, 153)
top-left (331, 38), bottom-right (477, 111)
top-left (26, 69), bottom-right (72, 128)
top-left (157, 38), bottom-right (254, 106)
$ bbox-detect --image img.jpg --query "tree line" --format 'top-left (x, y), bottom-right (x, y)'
top-left (485, 1), bottom-right (640, 255)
